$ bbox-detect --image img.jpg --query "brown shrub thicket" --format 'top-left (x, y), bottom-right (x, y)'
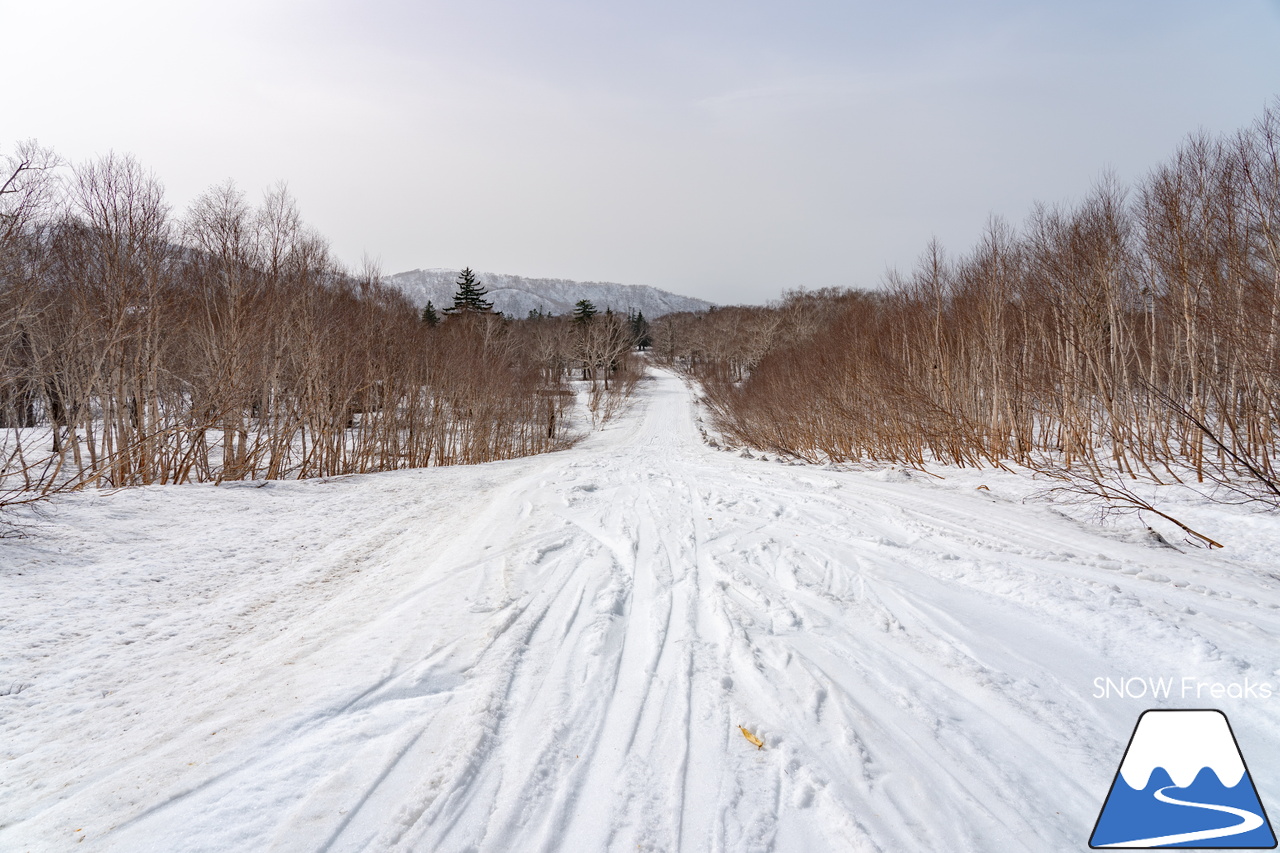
top-left (0, 150), bottom-right (639, 504)
top-left (657, 105), bottom-right (1280, 503)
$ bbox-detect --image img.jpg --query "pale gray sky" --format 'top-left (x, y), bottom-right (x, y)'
top-left (4, 0), bottom-right (1280, 303)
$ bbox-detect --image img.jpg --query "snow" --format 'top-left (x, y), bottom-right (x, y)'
top-left (1118, 710), bottom-right (1245, 789)
top-left (3, 367), bottom-right (1279, 851)
top-left (383, 268), bottom-right (713, 316)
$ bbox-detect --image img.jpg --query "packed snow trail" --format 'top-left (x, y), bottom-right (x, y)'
top-left (3, 368), bottom-right (1279, 851)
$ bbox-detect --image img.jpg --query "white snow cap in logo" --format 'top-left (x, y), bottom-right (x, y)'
top-left (1119, 710), bottom-right (1246, 790)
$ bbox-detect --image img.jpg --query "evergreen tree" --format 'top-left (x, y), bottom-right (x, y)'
top-left (421, 300), bottom-right (440, 326)
top-left (444, 267), bottom-right (495, 314)
top-left (629, 310), bottom-right (651, 350)
top-left (572, 299), bottom-right (597, 325)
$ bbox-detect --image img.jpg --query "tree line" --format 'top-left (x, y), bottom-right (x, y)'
top-left (656, 104), bottom-right (1280, 509)
top-left (0, 147), bottom-right (642, 505)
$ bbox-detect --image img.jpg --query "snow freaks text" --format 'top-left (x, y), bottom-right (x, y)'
top-left (1093, 676), bottom-right (1275, 701)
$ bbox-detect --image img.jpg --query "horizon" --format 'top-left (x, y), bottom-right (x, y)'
top-left (387, 266), bottom-right (716, 305)
top-left (5, 1), bottom-right (1280, 305)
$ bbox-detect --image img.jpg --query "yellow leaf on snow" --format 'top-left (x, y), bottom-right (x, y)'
top-left (739, 725), bottom-right (763, 750)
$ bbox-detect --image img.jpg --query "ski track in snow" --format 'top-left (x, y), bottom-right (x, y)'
top-left (3, 367), bottom-right (1279, 852)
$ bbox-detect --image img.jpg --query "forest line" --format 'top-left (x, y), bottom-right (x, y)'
top-left (9, 103), bottom-right (1280, 519)
top-left (654, 104), bottom-right (1280, 511)
top-left (0, 151), bottom-right (642, 506)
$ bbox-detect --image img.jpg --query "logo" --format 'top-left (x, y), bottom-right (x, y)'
top-left (1090, 710), bottom-right (1276, 848)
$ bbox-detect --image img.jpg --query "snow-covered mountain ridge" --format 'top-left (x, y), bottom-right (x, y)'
top-left (384, 268), bottom-right (713, 317)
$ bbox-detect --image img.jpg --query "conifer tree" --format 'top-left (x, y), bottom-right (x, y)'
top-left (629, 309), bottom-right (651, 350)
top-left (445, 267), bottom-right (495, 314)
top-left (421, 300), bottom-right (440, 326)
top-left (572, 299), bottom-right (597, 325)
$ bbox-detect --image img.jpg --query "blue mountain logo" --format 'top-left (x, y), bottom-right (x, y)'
top-left (1091, 709), bottom-right (1276, 848)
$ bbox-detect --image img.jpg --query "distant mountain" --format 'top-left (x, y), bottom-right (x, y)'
top-left (384, 268), bottom-right (713, 318)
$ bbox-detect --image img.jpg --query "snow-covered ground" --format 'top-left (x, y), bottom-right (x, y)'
top-left (3, 368), bottom-right (1278, 852)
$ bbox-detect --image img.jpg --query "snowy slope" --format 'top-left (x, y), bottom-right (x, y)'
top-left (2, 368), bottom-right (1279, 852)
top-left (384, 268), bottom-right (713, 317)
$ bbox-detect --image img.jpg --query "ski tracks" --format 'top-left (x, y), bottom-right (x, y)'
top-left (6, 367), bottom-right (1280, 852)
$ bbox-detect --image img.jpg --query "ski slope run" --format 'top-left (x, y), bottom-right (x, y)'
top-left (3, 367), bottom-right (1279, 851)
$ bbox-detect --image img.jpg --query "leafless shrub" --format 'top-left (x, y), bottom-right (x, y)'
top-left (679, 102), bottom-right (1280, 532)
top-left (1033, 464), bottom-right (1223, 549)
top-left (576, 309), bottom-right (643, 425)
top-left (0, 147), bottom-right (586, 511)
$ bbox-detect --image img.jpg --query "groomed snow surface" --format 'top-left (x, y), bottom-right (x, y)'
top-left (3, 367), bottom-right (1279, 852)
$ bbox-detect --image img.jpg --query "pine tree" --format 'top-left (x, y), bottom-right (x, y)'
top-left (572, 299), bottom-right (597, 325)
top-left (444, 267), bottom-right (495, 314)
top-left (421, 300), bottom-right (440, 326)
top-left (629, 310), bottom-right (651, 350)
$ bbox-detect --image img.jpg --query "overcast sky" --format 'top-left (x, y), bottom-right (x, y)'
top-left (4, 1), bottom-right (1280, 304)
